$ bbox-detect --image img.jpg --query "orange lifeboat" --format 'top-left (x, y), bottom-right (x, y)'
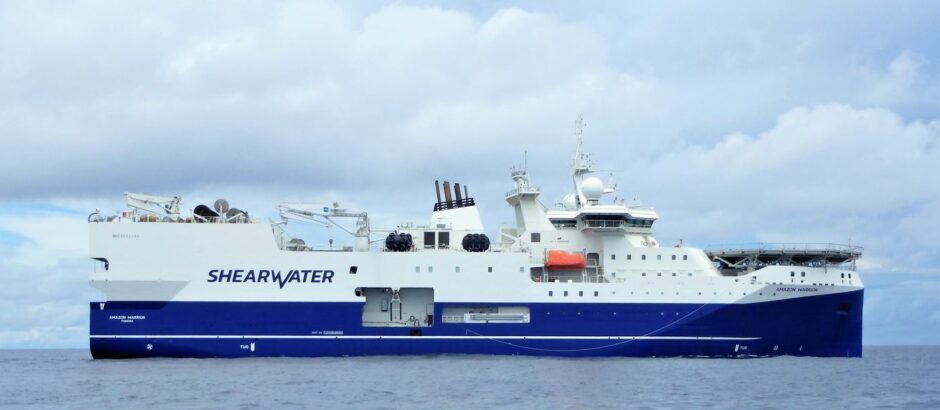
top-left (544, 250), bottom-right (586, 270)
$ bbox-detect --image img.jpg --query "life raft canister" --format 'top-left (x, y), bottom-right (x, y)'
top-left (544, 250), bottom-right (587, 270)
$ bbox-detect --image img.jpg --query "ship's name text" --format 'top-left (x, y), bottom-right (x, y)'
top-left (208, 269), bottom-right (334, 288)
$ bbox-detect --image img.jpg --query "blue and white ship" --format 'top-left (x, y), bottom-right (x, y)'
top-left (87, 133), bottom-right (863, 358)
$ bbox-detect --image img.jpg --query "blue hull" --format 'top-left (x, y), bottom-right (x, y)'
top-left (90, 290), bottom-right (863, 358)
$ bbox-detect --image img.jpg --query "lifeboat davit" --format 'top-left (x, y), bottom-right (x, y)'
top-left (544, 250), bottom-right (586, 270)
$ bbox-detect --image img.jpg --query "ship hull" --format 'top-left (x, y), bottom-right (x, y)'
top-left (90, 289), bottom-right (863, 358)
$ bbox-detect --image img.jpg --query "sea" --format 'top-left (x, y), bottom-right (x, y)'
top-left (0, 346), bottom-right (937, 409)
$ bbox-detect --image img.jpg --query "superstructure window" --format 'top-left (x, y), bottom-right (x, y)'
top-left (428, 266), bottom-right (433, 273)
top-left (627, 254), bottom-right (632, 260)
top-left (456, 266), bottom-right (461, 273)
top-left (672, 255), bottom-right (676, 260)
top-left (683, 255), bottom-right (688, 261)
top-left (488, 267), bottom-right (493, 273)
top-left (579, 291), bottom-right (583, 297)
top-left (549, 291), bottom-right (553, 296)
top-left (349, 266), bottom-right (358, 274)
top-left (564, 291), bottom-right (568, 297)
top-left (657, 255), bottom-right (662, 261)
top-left (438, 232), bottom-right (450, 248)
top-left (531, 233), bottom-right (541, 243)
top-left (642, 255), bottom-right (647, 260)
top-left (611, 254), bottom-right (616, 260)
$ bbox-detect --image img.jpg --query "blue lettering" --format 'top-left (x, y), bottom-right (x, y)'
top-left (209, 268), bottom-right (334, 286)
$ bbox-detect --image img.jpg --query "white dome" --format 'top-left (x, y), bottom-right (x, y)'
top-left (562, 193), bottom-right (578, 210)
top-left (582, 177), bottom-right (605, 200)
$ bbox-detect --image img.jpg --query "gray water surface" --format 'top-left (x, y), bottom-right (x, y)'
top-left (1, 347), bottom-right (937, 409)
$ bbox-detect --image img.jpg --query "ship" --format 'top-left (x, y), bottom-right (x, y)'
top-left (87, 133), bottom-right (863, 358)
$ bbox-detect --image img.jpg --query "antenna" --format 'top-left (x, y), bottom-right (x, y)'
top-left (575, 115), bottom-right (586, 144)
top-left (524, 150), bottom-right (527, 170)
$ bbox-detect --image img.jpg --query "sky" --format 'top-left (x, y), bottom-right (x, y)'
top-left (1, 0), bottom-right (939, 348)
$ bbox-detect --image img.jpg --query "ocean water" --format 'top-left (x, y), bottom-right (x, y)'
top-left (1, 347), bottom-right (937, 409)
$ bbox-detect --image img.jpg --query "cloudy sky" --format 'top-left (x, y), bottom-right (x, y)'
top-left (1, 1), bottom-right (939, 348)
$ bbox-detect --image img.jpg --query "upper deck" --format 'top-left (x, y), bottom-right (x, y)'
top-left (706, 243), bottom-right (863, 275)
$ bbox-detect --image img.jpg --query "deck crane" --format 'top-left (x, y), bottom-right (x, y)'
top-left (278, 202), bottom-right (371, 251)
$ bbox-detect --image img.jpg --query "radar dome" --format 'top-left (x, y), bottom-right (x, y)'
top-left (562, 193), bottom-right (578, 210)
top-left (582, 177), bottom-right (605, 200)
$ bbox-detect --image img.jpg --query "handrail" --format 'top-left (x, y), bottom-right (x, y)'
top-left (704, 242), bottom-right (863, 254)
